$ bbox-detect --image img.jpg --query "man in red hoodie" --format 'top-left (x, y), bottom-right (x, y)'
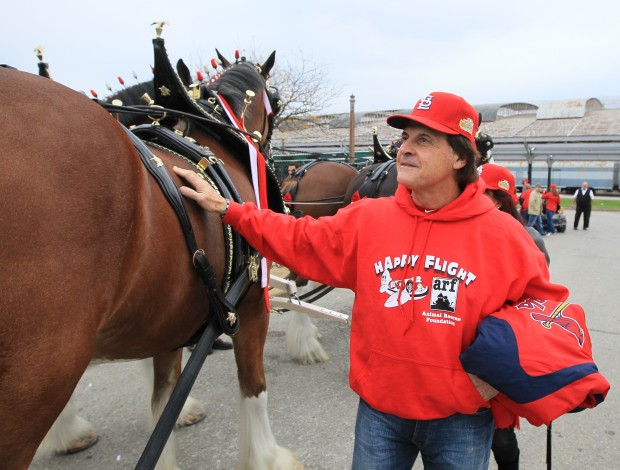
top-left (173, 92), bottom-right (568, 469)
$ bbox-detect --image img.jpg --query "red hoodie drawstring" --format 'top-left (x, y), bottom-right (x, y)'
top-left (400, 217), bottom-right (434, 335)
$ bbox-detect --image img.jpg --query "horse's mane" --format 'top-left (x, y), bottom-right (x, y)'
top-left (100, 61), bottom-right (264, 128)
top-left (105, 81), bottom-right (155, 126)
top-left (205, 61), bottom-right (264, 116)
top-left (106, 81), bottom-right (154, 104)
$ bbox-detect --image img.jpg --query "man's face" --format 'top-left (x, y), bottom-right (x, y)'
top-left (396, 123), bottom-right (464, 192)
top-left (582, 182), bottom-right (588, 189)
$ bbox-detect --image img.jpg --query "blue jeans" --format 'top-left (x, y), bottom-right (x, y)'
top-left (352, 399), bottom-right (494, 470)
top-left (545, 209), bottom-right (557, 234)
top-left (527, 214), bottom-right (545, 235)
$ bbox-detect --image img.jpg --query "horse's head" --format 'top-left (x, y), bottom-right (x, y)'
top-left (151, 36), bottom-right (280, 152)
top-left (202, 51), bottom-right (280, 150)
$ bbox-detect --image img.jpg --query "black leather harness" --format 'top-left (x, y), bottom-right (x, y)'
top-left (358, 160), bottom-right (397, 199)
top-left (124, 126), bottom-right (246, 337)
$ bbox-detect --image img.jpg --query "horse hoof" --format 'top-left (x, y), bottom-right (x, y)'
top-left (63, 430), bottom-right (99, 454)
top-left (176, 408), bottom-right (207, 427)
top-left (177, 396), bottom-right (207, 428)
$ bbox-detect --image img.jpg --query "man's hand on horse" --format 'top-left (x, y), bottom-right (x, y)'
top-left (173, 166), bottom-right (228, 215)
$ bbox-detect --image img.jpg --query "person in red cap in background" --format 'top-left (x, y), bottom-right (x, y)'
top-left (172, 91), bottom-right (568, 469)
top-left (478, 163), bottom-right (550, 470)
top-left (518, 183), bottom-right (532, 221)
top-left (479, 164), bottom-right (549, 265)
top-left (542, 184), bottom-right (561, 235)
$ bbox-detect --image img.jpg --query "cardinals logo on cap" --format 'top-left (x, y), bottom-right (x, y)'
top-left (417, 94), bottom-right (434, 110)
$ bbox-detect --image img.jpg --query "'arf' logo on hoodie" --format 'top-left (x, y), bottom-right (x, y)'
top-left (430, 277), bottom-right (459, 312)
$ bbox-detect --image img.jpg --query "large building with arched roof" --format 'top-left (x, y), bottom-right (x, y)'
top-left (273, 97), bottom-right (620, 191)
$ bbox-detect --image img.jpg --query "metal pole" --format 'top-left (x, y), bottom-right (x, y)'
top-left (523, 141), bottom-right (535, 185)
top-left (349, 94), bottom-right (355, 164)
top-left (547, 155), bottom-right (553, 188)
top-left (546, 421), bottom-right (553, 470)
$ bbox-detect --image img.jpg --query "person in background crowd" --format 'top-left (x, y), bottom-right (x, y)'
top-left (518, 183), bottom-right (532, 221)
top-left (478, 163), bottom-right (550, 470)
top-left (573, 181), bottom-right (595, 230)
top-left (173, 91), bottom-right (568, 469)
top-left (526, 184), bottom-right (547, 236)
top-left (542, 184), bottom-right (561, 235)
top-left (481, 165), bottom-right (550, 265)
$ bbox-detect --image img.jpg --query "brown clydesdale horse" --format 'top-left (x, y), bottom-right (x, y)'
top-left (0, 42), bottom-right (301, 470)
top-left (278, 160), bottom-right (358, 364)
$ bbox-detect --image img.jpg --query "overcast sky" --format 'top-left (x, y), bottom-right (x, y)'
top-left (3, 0), bottom-right (618, 113)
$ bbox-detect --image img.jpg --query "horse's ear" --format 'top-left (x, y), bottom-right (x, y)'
top-left (176, 59), bottom-right (192, 87)
top-left (260, 51), bottom-right (276, 78)
top-left (215, 49), bottom-right (232, 68)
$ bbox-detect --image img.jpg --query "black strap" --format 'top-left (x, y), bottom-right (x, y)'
top-left (368, 160), bottom-right (396, 183)
top-left (133, 124), bottom-right (247, 287)
top-left (359, 160), bottom-right (396, 199)
top-left (135, 315), bottom-right (222, 470)
top-left (124, 127), bottom-right (240, 336)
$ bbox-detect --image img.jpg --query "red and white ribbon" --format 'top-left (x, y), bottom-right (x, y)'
top-left (213, 90), bottom-right (270, 288)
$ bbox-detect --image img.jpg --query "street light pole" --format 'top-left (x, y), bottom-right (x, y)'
top-left (523, 141), bottom-right (536, 184)
top-left (546, 155), bottom-right (554, 188)
top-left (349, 94), bottom-right (355, 164)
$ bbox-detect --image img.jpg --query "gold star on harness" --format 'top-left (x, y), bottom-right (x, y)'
top-left (150, 156), bottom-right (164, 167)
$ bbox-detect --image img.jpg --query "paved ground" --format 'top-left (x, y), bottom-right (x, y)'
top-left (31, 209), bottom-right (619, 470)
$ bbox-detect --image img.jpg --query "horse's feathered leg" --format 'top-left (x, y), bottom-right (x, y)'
top-left (0, 342), bottom-right (92, 469)
top-left (139, 358), bottom-right (207, 428)
top-left (149, 350), bottom-right (185, 470)
top-left (36, 389), bottom-right (98, 456)
top-left (286, 310), bottom-right (329, 365)
top-left (234, 287), bottom-right (303, 470)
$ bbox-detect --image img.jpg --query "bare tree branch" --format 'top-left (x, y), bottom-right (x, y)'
top-left (269, 54), bottom-right (340, 130)
top-left (235, 49), bottom-right (339, 131)
top-left (193, 49), bottom-right (340, 131)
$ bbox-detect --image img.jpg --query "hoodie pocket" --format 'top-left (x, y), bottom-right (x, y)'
top-left (351, 348), bottom-right (487, 419)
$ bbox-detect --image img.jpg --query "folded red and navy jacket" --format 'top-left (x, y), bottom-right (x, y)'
top-left (460, 298), bottom-right (610, 427)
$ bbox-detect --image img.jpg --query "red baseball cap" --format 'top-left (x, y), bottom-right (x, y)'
top-left (387, 92), bottom-right (479, 146)
top-left (478, 163), bottom-right (518, 203)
